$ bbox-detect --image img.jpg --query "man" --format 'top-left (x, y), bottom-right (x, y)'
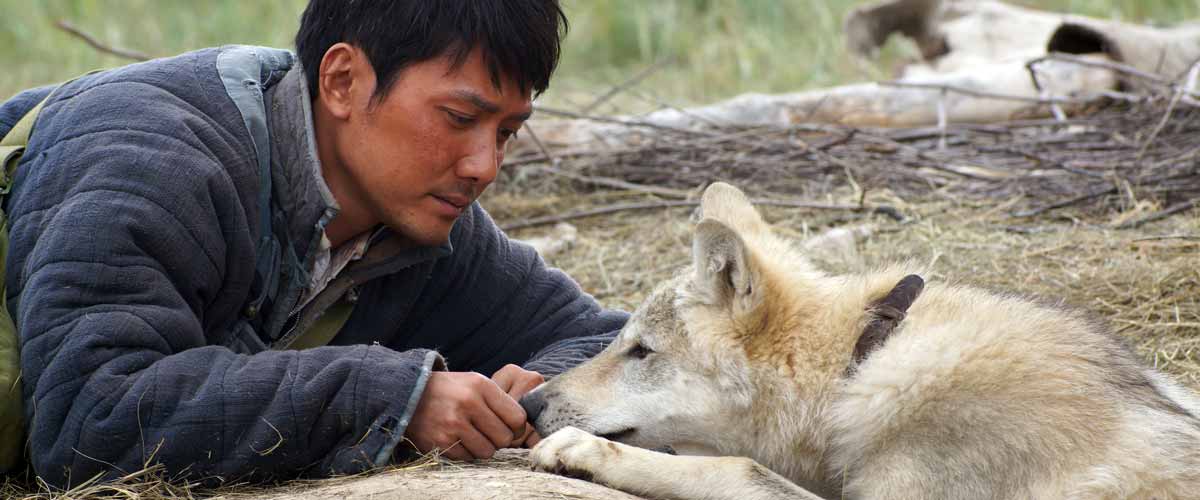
top-left (0, 0), bottom-right (625, 487)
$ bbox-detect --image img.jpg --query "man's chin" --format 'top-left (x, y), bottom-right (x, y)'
top-left (387, 218), bottom-right (456, 247)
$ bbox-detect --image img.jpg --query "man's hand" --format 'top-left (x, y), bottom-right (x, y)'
top-left (491, 364), bottom-right (544, 447)
top-left (404, 371), bottom-right (528, 461)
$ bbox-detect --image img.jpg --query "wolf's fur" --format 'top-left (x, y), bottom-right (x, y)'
top-left (526, 182), bottom-right (1200, 499)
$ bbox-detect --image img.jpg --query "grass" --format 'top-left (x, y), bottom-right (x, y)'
top-left (3, 1), bottom-right (1200, 105)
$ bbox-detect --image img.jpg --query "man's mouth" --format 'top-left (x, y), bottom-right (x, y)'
top-left (433, 194), bottom-right (470, 208)
top-left (431, 194), bottom-right (471, 216)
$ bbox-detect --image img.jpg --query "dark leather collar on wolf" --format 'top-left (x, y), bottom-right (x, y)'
top-left (852, 274), bottom-right (925, 368)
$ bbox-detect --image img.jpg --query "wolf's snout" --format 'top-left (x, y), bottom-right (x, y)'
top-left (519, 390), bottom-right (548, 424)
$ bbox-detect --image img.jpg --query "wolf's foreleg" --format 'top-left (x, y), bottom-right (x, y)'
top-left (530, 426), bottom-right (824, 500)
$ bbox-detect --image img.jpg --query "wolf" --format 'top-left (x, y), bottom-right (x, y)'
top-left (522, 182), bottom-right (1200, 499)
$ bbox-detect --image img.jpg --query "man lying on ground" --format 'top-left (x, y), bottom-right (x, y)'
top-left (0, 0), bottom-right (626, 486)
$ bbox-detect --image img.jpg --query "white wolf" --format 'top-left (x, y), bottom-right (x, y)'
top-left (523, 182), bottom-right (1200, 499)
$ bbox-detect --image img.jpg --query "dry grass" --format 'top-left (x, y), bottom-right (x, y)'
top-left (484, 180), bottom-right (1200, 385)
top-left (7, 134), bottom-right (1197, 500)
top-left (0, 463), bottom-right (202, 500)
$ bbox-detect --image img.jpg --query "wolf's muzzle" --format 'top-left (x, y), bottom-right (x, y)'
top-left (519, 390), bottom-right (548, 424)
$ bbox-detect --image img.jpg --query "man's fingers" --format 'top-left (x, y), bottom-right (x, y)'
top-left (453, 426), bottom-right (498, 460)
top-left (437, 441), bottom-right (473, 461)
top-left (523, 430), bottom-right (542, 448)
top-left (507, 375), bottom-right (543, 401)
top-left (478, 375), bottom-right (528, 437)
top-left (471, 406), bottom-right (519, 450)
top-left (491, 364), bottom-right (545, 401)
top-left (490, 364), bottom-right (522, 393)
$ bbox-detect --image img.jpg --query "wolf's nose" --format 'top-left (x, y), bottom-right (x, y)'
top-left (519, 390), bottom-right (548, 423)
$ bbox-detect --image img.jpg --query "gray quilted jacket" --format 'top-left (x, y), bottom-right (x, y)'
top-left (0, 46), bottom-right (626, 487)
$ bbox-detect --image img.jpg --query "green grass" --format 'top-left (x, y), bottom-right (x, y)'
top-left (2, 0), bottom-right (1199, 108)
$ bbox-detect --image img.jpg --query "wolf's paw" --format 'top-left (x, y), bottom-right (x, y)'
top-left (529, 426), bottom-right (619, 481)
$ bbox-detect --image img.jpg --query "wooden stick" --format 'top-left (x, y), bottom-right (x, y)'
top-left (530, 165), bottom-right (693, 198)
top-left (1012, 186), bottom-right (1118, 218)
top-left (55, 20), bottom-right (152, 62)
top-left (1026, 54), bottom-right (1169, 88)
top-left (880, 81), bottom-right (1093, 105)
top-left (1136, 63), bottom-right (1194, 162)
top-left (582, 56), bottom-right (672, 114)
top-left (500, 199), bottom-right (903, 231)
top-left (1116, 198), bottom-right (1199, 230)
top-left (520, 123), bottom-right (558, 167)
top-left (1132, 234), bottom-right (1200, 242)
top-left (533, 105), bottom-right (718, 137)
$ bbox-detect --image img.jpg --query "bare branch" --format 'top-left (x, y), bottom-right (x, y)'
top-left (55, 20), bottom-right (152, 61)
top-left (582, 56), bottom-right (673, 114)
top-left (501, 199), bottom-right (903, 232)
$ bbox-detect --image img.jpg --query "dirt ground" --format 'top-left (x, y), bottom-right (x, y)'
top-left (218, 450), bottom-right (645, 500)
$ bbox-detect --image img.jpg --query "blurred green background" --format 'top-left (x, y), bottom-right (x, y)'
top-left (2, 0), bottom-right (1198, 111)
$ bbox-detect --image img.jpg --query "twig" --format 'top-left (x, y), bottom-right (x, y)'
top-left (624, 85), bottom-right (728, 128)
top-left (533, 105), bottom-right (717, 136)
top-left (852, 133), bottom-right (1003, 181)
top-left (1026, 59), bottom-right (1069, 120)
top-left (55, 20), bottom-right (152, 61)
top-left (582, 56), bottom-right (672, 114)
top-left (507, 124), bottom-right (794, 167)
top-left (881, 80), bottom-right (1093, 105)
top-left (992, 146), bottom-right (1107, 178)
top-left (500, 199), bottom-right (903, 231)
top-left (520, 123), bottom-right (558, 167)
top-left (1026, 54), bottom-right (1170, 89)
top-left (1012, 186), bottom-right (1118, 218)
top-left (1136, 63), bottom-right (1195, 162)
top-left (530, 165), bottom-right (692, 198)
top-left (1115, 198), bottom-right (1199, 230)
top-left (1132, 234), bottom-right (1200, 242)
top-left (936, 88), bottom-right (948, 150)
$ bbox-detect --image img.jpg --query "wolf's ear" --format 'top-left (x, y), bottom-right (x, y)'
top-left (696, 182), bottom-right (766, 235)
top-left (693, 218), bottom-right (755, 304)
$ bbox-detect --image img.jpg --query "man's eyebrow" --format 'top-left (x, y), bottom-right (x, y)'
top-left (451, 90), bottom-right (532, 121)
top-left (452, 90), bottom-right (500, 114)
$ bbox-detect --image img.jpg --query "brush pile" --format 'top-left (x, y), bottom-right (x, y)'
top-left (503, 86), bottom-right (1200, 231)
top-left (486, 82), bottom-right (1199, 389)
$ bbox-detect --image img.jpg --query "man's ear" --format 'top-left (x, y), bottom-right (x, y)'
top-left (692, 218), bottom-right (755, 305)
top-left (317, 42), bottom-right (371, 120)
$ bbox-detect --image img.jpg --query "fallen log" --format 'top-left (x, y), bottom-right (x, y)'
top-left (517, 0), bottom-right (1200, 151)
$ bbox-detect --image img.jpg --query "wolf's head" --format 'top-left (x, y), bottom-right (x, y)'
top-left (523, 183), bottom-right (851, 464)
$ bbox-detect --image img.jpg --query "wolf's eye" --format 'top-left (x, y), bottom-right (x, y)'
top-left (628, 343), bottom-right (652, 359)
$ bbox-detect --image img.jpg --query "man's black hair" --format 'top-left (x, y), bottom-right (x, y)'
top-left (295, 0), bottom-right (567, 101)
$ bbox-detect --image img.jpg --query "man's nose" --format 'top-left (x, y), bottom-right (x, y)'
top-left (519, 390), bottom-right (548, 424)
top-left (457, 140), bottom-right (500, 186)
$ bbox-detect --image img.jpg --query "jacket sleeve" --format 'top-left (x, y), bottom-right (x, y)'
top-left (400, 204), bottom-right (628, 378)
top-left (9, 83), bottom-right (441, 487)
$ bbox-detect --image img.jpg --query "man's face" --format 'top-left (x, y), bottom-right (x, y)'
top-left (326, 47), bottom-right (532, 246)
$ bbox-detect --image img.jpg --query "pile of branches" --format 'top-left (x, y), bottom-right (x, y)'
top-left (508, 82), bottom-right (1200, 230)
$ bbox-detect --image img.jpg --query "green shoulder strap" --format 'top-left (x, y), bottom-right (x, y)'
top-left (0, 96), bottom-right (50, 190)
top-left (287, 299), bottom-right (355, 350)
top-left (0, 92), bottom-right (55, 473)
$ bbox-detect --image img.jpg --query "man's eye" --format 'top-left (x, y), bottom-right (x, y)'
top-left (444, 109), bottom-right (474, 126)
top-left (628, 343), bottom-right (652, 359)
top-left (498, 128), bottom-right (519, 142)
